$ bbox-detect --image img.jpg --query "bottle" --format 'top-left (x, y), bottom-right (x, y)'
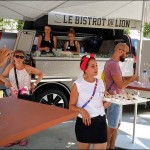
top-left (80, 47), bottom-right (85, 57)
top-left (141, 69), bottom-right (148, 87)
top-left (35, 45), bottom-right (41, 57)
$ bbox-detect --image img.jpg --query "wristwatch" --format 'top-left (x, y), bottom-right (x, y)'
top-left (33, 82), bottom-right (37, 86)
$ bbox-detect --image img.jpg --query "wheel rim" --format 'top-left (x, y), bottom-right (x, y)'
top-left (39, 93), bottom-right (65, 108)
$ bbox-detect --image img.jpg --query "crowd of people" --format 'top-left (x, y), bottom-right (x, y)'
top-left (0, 23), bottom-right (138, 149)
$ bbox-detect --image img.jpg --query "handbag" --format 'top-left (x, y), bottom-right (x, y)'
top-left (14, 66), bottom-right (33, 101)
top-left (81, 78), bottom-right (98, 108)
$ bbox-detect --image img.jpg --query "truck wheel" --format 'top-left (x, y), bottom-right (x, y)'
top-left (147, 101), bottom-right (150, 107)
top-left (36, 89), bottom-right (69, 108)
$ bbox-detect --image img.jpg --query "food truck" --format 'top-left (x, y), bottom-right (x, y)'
top-left (1, 12), bottom-right (139, 108)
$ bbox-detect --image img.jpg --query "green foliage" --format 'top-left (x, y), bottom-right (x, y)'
top-left (14, 19), bottom-right (24, 31)
top-left (0, 18), bottom-right (24, 31)
top-left (0, 18), bottom-right (4, 30)
top-left (123, 29), bottom-right (130, 35)
top-left (144, 23), bottom-right (150, 38)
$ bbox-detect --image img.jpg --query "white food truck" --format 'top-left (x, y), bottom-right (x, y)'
top-left (0, 12), bottom-right (142, 108)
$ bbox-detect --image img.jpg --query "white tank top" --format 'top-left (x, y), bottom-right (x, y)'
top-left (9, 67), bottom-right (31, 97)
top-left (75, 77), bottom-right (105, 118)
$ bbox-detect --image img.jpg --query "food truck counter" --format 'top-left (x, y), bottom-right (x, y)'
top-left (32, 56), bottom-right (134, 78)
top-left (33, 56), bottom-right (111, 61)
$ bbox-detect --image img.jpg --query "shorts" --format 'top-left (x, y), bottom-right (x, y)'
top-left (75, 115), bottom-right (107, 143)
top-left (107, 103), bottom-right (122, 129)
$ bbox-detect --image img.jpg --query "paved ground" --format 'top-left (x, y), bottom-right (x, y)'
top-left (0, 92), bottom-right (150, 149)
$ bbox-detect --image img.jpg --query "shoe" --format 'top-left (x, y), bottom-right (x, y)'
top-left (5, 141), bottom-right (20, 147)
top-left (19, 139), bottom-right (27, 146)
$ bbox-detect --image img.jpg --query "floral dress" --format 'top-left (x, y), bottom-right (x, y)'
top-left (9, 67), bottom-right (31, 98)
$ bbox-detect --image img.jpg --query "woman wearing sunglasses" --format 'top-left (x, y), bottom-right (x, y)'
top-left (0, 50), bottom-right (43, 147)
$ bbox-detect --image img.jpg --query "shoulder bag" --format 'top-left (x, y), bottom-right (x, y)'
top-left (14, 66), bottom-right (33, 101)
top-left (81, 78), bottom-right (98, 108)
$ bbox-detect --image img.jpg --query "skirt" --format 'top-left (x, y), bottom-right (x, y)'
top-left (75, 115), bottom-right (107, 143)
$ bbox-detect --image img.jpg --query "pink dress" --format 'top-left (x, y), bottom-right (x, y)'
top-left (9, 67), bottom-right (31, 98)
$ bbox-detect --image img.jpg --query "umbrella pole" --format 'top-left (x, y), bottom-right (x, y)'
top-left (137, 0), bottom-right (146, 76)
top-left (133, 0), bottom-right (146, 144)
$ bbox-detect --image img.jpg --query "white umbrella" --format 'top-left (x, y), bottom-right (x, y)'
top-left (0, 0), bottom-right (149, 76)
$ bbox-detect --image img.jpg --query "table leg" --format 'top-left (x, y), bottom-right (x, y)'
top-left (132, 101), bottom-right (138, 143)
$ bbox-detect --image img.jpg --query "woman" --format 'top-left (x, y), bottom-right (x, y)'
top-left (37, 24), bottom-right (57, 52)
top-left (0, 50), bottom-right (44, 146)
top-left (64, 28), bottom-right (80, 54)
top-left (69, 54), bottom-right (110, 150)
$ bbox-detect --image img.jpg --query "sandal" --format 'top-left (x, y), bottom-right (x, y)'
top-left (19, 139), bottom-right (27, 146)
top-left (5, 141), bottom-right (20, 147)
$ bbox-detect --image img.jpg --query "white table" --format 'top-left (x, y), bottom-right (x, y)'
top-left (104, 82), bottom-right (150, 143)
top-left (126, 82), bottom-right (150, 143)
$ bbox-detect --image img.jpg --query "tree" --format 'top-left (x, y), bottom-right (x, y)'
top-left (123, 29), bottom-right (130, 35)
top-left (0, 18), bottom-right (4, 30)
top-left (144, 23), bottom-right (150, 38)
top-left (14, 19), bottom-right (24, 31)
top-left (0, 18), bottom-right (24, 31)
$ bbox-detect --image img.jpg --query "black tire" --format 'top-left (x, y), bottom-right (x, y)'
top-left (147, 101), bottom-right (150, 107)
top-left (35, 89), bottom-right (69, 108)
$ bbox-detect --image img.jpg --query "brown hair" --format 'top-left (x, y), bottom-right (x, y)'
top-left (80, 55), bottom-right (95, 71)
top-left (44, 24), bottom-right (52, 30)
top-left (13, 50), bottom-right (25, 56)
top-left (68, 28), bottom-right (75, 36)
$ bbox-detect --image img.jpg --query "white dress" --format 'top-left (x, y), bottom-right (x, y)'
top-left (9, 67), bottom-right (31, 98)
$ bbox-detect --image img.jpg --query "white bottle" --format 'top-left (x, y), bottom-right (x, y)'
top-left (80, 47), bottom-right (85, 57)
top-left (141, 69), bottom-right (148, 87)
top-left (35, 45), bottom-right (41, 57)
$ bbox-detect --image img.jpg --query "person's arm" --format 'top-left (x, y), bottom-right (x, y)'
top-left (101, 80), bottom-right (111, 108)
top-left (75, 41), bottom-right (80, 54)
top-left (53, 36), bottom-right (57, 49)
top-left (69, 83), bottom-right (80, 112)
top-left (64, 41), bottom-right (68, 51)
top-left (0, 48), bottom-right (11, 67)
top-left (0, 64), bottom-right (12, 87)
top-left (25, 65), bottom-right (44, 89)
top-left (108, 62), bottom-right (138, 89)
top-left (112, 74), bottom-right (138, 89)
top-left (122, 76), bottom-right (133, 80)
top-left (103, 89), bottom-right (111, 108)
top-left (69, 83), bottom-right (91, 126)
top-left (103, 100), bottom-right (111, 109)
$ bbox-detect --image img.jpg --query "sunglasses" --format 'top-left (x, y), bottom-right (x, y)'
top-left (14, 55), bottom-right (24, 59)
